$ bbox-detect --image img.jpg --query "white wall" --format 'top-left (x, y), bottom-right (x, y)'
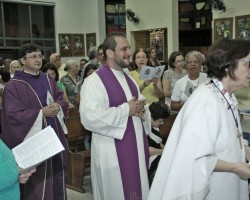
top-left (125, 0), bottom-right (179, 56)
top-left (52, 0), bottom-right (105, 63)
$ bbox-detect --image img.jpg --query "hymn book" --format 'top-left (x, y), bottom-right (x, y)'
top-left (12, 126), bottom-right (65, 174)
top-left (139, 65), bottom-right (165, 80)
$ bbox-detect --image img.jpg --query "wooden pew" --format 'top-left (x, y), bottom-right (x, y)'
top-left (159, 112), bottom-right (178, 143)
top-left (65, 114), bottom-right (91, 193)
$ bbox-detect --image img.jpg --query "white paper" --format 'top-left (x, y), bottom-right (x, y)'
top-left (46, 90), bottom-right (68, 134)
top-left (139, 65), bottom-right (165, 80)
top-left (12, 126), bottom-right (65, 174)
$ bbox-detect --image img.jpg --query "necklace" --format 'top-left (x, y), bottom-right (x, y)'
top-left (211, 79), bottom-right (242, 149)
top-left (187, 76), bottom-right (200, 95)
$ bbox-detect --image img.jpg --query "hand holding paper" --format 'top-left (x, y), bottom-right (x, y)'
top-left (139, 65), bottom-right (165, 80)
top-left (12, 126), bottom-right (65, 174)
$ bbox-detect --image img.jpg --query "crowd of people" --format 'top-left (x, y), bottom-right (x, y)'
top-left (0, 33), bottom-right (250, 200)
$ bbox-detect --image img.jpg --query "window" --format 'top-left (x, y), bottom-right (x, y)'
top-left (0, 1), bottom-right (55, 60)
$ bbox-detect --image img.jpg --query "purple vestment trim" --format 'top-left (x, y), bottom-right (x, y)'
top-left (96, 64), bottom-right (149, 200)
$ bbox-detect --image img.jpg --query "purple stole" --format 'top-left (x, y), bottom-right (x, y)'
top-left (96, 64), bottom-right (149, 200)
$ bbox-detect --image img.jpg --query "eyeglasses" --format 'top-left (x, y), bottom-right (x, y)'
top-left (186, 60), bottom-right (201, 65)
top-left (24, 54), bottom-right (43, 60)
top-left (239, 59), bottom-right (250, 67)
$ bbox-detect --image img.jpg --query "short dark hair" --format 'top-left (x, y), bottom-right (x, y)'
top-left (168, 51), bottom-right (183, 69)
top-left (83, 64), bottom-right (97, 80)
top-left (149, 101), bottom-right (170, 120)
top-left (0, 68), bottom-right (10, 83)
top-left (18, 43), bottom-right (42, 59)
top-left (102, 32), bottom-right (126, 59)
top-left (42, 62), bottom-right (59, 82)
top-left (206, 38), bottom-right (250, 80)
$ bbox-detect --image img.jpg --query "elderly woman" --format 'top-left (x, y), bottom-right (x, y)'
top-left (130, 49), bottom-right (163, 105)
top-left (162, 51), bottom-right (187, 107)
top-left (148, 38), bottom-right (250, 200)
top-left (170, 51), bottom-right (207, 111)
top-left (10, 60), bottom-right (22, 78)
top-left (61, 60), bottom-right (81, 107)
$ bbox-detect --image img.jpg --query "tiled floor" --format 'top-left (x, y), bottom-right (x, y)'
top-left (67, 175), bottom-right (93, 200)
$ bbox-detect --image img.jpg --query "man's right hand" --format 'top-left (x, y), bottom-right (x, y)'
top-left (128, 97), bottom-right (147, 118)
top-left (42, 103), bottom-right (60, 117)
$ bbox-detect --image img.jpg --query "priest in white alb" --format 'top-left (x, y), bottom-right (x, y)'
top-left (80, 32), bottom-right (150, 200)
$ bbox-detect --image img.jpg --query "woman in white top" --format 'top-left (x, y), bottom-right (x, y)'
top-left (162, 51), bottom-right (187, 107)
top-left (171, 51), bottom-right (207, 111)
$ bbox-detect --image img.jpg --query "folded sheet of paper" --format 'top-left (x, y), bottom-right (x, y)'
top-left (12, 126), bottom-right (65, 174)
top-left (139, 65), bottom-right (165, 80)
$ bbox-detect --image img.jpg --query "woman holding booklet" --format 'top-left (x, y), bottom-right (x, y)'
top-left (0, 139), bottom-right (35, 200)
top-left (130, 49), bottom-right (163, 105)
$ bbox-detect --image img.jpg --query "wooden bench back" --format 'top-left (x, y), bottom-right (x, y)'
top-left (159, 112), bottom-right (178, 141)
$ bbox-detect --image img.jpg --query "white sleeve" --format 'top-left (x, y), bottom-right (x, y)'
top-left (171, 80), bottom-right (182, 101)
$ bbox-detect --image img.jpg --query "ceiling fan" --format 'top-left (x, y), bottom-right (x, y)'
top-left (208, 0), bottom-right (226, 12)
top-left (126, 9), bottom-right (139, 24)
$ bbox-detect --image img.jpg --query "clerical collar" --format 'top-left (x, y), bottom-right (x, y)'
top-left (24, 69), bottom-right (40, 76)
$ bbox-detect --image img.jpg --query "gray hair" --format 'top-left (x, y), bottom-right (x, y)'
top-left (88, 46), bottom-right (97, 60)
top-left (64, 60), bottom-right (78, 71)
top-left (185, 51), bottom-right (205, 63)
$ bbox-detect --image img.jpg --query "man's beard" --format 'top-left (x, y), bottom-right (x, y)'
top-left (113, 55), bottom-right (130, 69)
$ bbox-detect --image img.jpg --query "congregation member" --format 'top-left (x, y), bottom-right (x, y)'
top-left (81, 46), bottom-right (100, 77)
top-left (97, 44), bottom-right (106, 65)
top-left (42, 62), bottom-right (70, 103)
top-left (170, 50), bottom-right (207, 111)
top-left (130, 49), bottom-right (163, 105)
top-left (162, 51), bottom-right (187, 107)
top-left (0, 139), bottom-right (36, 200)
top-left (9, 60), bottom-right (22, 78)
top-left (148, 38), bottom-right (250, 200)
top-left (50, 53), bottom-right (67, 80)
top-left (80, 32), bottom-right (150, 200)
top-left (75, 63), bottom-right (97, 106)
top-left (61, 59), bottom-right (81, 107)
top-left (147, 47), bottom-right (161, 67)
top-left (1, 43), bottom-right (68, 200)
top-left (147, 101), bottom-right (170, 187)
top-left (3, 58), bottom-right (12, 72)
top-left (79, 58), bottom-right (88, 76)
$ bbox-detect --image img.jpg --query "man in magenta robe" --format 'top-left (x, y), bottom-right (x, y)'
top-left (1, 43), bottom-right (68, 200)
